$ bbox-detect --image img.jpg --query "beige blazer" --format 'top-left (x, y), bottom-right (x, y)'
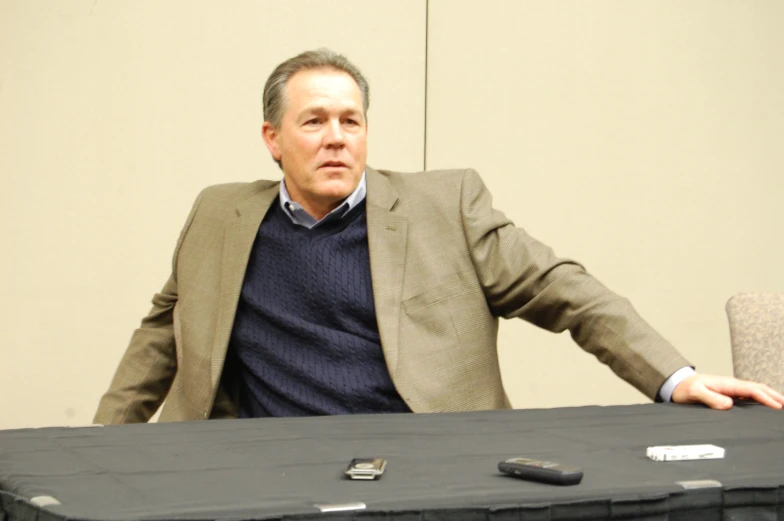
top-left (94, 168), bottom-right (690, 424)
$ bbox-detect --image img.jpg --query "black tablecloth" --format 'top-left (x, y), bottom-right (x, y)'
top-left (1, 403), bottom-right (784, 521)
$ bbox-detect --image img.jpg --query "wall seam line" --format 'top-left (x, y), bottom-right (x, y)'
top-left (423, 0), bottom-right (429, 171)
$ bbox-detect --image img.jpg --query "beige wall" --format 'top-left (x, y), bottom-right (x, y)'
top-left (427, 0), bottom-right (784, 407)
top-left (2, 1), bottom-right (782, 428)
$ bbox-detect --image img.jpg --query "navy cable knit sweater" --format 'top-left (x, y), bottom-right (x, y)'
top-left (229, 199), bottom-right (410, 417)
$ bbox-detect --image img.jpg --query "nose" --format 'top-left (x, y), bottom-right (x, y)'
top-left (324, 119), bottom-right (345, 148)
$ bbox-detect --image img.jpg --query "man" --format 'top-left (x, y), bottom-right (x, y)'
top-left (95, 49), bottom-right (784, 423)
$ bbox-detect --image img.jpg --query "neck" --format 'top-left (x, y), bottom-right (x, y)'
top-left (282, 182), bottom-right (343, 221)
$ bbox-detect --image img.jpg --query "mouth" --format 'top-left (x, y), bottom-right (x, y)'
top-left (320, 161), bottom-right (348, 169)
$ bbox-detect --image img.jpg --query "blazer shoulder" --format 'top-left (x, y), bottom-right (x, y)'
top-left (374, 167), bottom-right (484, 203)
top-left (198, 179), bottom-right (278, 202)
top-left (191, 179), bottom-right (277, 212)
top-left (375, 167), bottom-right (472, 183)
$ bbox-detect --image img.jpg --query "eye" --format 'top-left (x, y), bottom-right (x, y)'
top-left (305, 118), bottom-right (321, 126)
top-left (344, 118), bottom-right (358, 126)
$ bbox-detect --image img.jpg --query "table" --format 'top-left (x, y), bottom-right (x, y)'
top-left (1, 403), bottom-right (783, 520)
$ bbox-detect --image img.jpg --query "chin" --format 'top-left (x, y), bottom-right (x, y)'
top-left (319, 178), bottom-right (358, 197)
top-left (319, 188), bottom-right (354, 201)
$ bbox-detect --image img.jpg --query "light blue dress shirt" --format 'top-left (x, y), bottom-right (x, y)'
top-left (279, 172), bottom-right (367, 229)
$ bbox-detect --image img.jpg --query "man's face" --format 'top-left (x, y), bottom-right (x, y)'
top-left (262, 68), bottom-right (367, 219)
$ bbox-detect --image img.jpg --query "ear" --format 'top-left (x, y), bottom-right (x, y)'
top-left (261, 122), bottom-right (282, 162)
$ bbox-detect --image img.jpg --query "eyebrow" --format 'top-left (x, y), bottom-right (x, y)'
top-left (300, 105), bottom-right (363, 118)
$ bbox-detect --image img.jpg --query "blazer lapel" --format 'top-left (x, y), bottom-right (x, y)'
top-left (366, 167), bottom-right (408, 377)
top-left (210, 182), bottom-right (280, 388)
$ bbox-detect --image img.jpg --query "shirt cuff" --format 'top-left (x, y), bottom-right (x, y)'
top-left (657, 366), bottom-right (697, 402)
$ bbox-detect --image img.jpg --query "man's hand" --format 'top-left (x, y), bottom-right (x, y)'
top-left (672, 374), bottom-right (784, 410)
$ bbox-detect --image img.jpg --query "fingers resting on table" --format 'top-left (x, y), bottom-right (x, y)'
top-left (671, 374), bottom-right (784, 410)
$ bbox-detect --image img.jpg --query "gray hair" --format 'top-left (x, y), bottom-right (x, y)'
top-left (263, 48), bottom-right (370, 129)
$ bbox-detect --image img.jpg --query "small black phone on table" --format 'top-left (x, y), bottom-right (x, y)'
top-left (498, 457), bottom-right (583, 486)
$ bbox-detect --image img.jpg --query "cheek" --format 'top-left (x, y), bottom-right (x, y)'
top-left (349, 135), bottom-right (368, 154)
top-left (282, 135), bottom-right (319, 160)
top-left (296, 134), bottom-right (322, 153)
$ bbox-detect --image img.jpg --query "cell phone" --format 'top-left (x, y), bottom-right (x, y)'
top-left (344, 458), bottom-right (387, 480)
top-left (498, 457), bottom-right (583, 486)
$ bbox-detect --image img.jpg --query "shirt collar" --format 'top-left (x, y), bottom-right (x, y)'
top-left (279, 171), bottom-right (367, 229)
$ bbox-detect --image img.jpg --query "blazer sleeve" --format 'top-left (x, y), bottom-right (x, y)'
top-left (458, 168), bottom-right (692, 400)
top-left (93, 192), bottom-right (204, 424)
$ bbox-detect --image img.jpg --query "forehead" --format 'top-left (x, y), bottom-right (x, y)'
top-left (284, 68), bottom-right (363, 113)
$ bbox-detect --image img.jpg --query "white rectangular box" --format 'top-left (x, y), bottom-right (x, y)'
top-left (646, 444), bottom-right (725, 462)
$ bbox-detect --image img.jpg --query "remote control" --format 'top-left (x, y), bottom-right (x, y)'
top-left (498, 457), bottom-right (583, 485)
